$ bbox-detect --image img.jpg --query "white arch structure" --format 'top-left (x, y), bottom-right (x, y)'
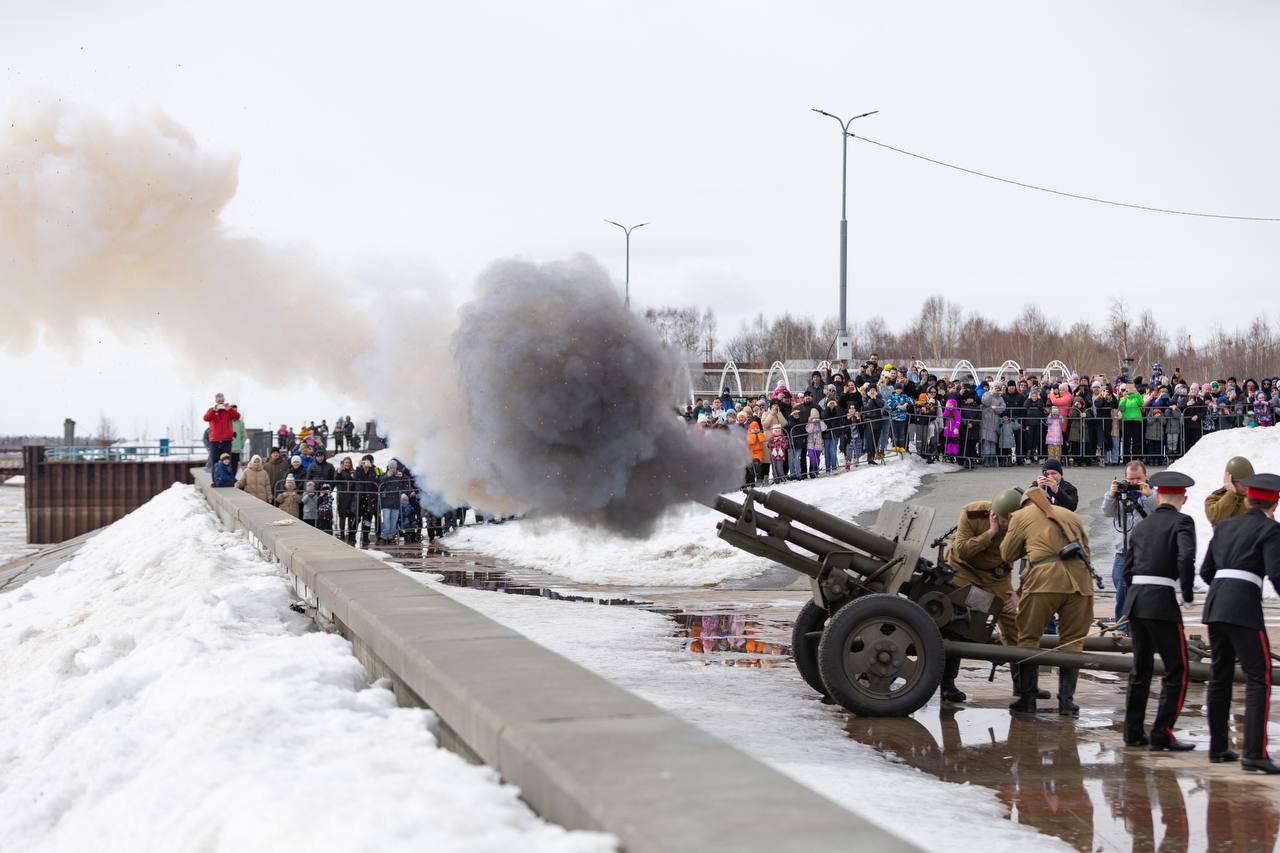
top-left (764, 361), bottom-right (790, 395)
top-left (1043, 360), bottom-right (1071, 380)
top-left (718, 361), bottom-right (745, 398)
top-left (948, 360), bottom-right (980, 383)
top-left (993, 359), bottom-right (1022, 386)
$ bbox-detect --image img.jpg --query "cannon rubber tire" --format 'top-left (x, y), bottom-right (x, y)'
top-left (791, 600), bottom-right (830, 696)
top-left (817, 594), bottom-right (944, 717)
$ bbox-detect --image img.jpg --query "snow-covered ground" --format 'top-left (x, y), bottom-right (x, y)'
top-left (0, 482), bottom-right (38, 564)
top-left (0, 485), bottom-right (613, 853)
top-left (451, 457), bottom-right (948, 587)
top-left (1168, 426), bottom-right (1280, 568)
top-left (393, 568), bottom-right (1067, 853)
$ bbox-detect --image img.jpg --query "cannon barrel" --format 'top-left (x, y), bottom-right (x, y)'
top-left (713, 495), bottom-right (884, 578)
top-left (744, 488), bottom-right (898, 561)
top-left (944, 640), bottom-right (1280, 685)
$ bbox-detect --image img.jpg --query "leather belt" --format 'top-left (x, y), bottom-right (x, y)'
top-left (1213, 569), bottom-right (1264, 589)
top-left (1131, 575), bottom-right (1177, 589)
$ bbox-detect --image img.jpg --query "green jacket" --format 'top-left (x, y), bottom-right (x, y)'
top-left (231, 418), bottom-right (247, 453)
top-left (1118, 393), bottom-right (1145, 421)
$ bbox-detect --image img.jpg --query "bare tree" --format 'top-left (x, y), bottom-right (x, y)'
top-left (95, 413), bottom-right (119, 445)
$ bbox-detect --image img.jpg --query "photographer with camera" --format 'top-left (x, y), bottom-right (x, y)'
top-left (1102, 459), bottom-right (1157, 629)
top-left (202, 392), bottom-right (240, 472)
top-left (1030, 458), bottom-right (1078, 510)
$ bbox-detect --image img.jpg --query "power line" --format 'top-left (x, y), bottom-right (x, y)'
top-left (849, 134), bottom-right (1280, 222)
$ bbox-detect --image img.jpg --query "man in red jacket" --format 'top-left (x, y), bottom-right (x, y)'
top-left (203, 393), bottom-right (240, 471)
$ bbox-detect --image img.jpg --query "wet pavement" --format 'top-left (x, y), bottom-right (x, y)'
top-left (853, 661), bottom-right (1280, 852)
top-left (378, 541), bottom-right (798, 668)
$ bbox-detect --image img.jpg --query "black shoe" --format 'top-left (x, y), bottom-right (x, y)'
top-left (1243, 757), bottom-right (1280, 774)
top-left (1125, 735), bottom-right (1150, 747)
top-left (1209, 749), bottom-right (1240, 764)
top-left (1150, 737), bottom-right (1195, 752)
top-left (941, 686), bottom-right (967, 703)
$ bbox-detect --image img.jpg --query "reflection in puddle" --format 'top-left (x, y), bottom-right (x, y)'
top-left (381, 544), bottom-right (792, 667)
top-left (845, 707), bottom-right (1280, 851)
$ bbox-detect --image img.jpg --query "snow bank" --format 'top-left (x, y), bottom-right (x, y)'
top-left (450, 457), bottom-right (946, 587)
top-left (3, 475), bottom-right (24, 486)
top-left (0, 485), bottom-right (612, 853)
top-left (1168, 427), bottom-right (1280, 568)
top-left (396, 570), bottom-right (1066, 853)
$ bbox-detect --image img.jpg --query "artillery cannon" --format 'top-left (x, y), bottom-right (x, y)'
top-left (713, 489), bottom-right (1280, 717)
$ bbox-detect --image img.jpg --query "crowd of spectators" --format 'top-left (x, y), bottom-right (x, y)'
top-left (685, 355), bottom-right (1278, 483)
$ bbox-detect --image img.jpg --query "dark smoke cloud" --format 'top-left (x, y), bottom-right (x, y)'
top-left (451, 255), bottom-right (746, 536)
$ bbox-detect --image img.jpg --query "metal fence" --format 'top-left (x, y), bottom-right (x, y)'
top-left (44, 443), bottom-right (207, 461)
top-left (701, 408), bottom-right (1265, 475)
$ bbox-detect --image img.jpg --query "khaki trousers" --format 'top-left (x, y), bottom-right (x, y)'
top-left (1015, 591), bottom-right (1093, 652)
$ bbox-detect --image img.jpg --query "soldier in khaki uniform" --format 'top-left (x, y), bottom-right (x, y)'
top-left (1001, 494), bottom-right (1094, 714)
top-left (941, 489), bottom-right (1040, 702)
top-left (1205, 456), bottom-right (1253, 528)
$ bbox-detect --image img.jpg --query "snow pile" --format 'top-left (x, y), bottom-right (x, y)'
top-left (1168, 427), bottom-right (1280, 566)
top-left (0, 484), bottom-right (613, 853)
top-left (4, 475), bottom-right (25, 486)
top-left (395, 570), bottom-right (1065, 853)
top-left (451, 457), bottom-right (946, 587)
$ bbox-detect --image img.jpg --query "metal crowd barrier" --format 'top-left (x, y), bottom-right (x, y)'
top-left (704, 405), bottom-right (1272, 472)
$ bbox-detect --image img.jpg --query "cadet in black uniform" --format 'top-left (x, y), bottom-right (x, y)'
top-left (1122, 471), bottom-right (1197, 750)
top-left (1200, 472), bottom-right (1280, 773)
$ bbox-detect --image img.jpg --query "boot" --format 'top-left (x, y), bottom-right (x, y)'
top-left (1242, 757), bottom-right (1280, 774)
top-left (1057, 667), bottom-right (1080, 716)
top-left (940, 656), bottom-right (967, 703)
top-left (1009, 663), bottom-right (1051, 699)
top-left (1009, 664), bottom-right (1040, 713)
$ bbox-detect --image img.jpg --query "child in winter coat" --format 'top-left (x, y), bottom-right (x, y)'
top-left (301, 481), bottom-right (319, 526)
top-left (767, 425), bottom-right (789, 483)
top-left (212, 453), bottom-right (237, 487)
top-left (275, 476), bottom-right (302, 518)
top-left (746, 422), bottom-right (767, 485)
top-left (317, 485), bottom-right (334, 533)
top-left (806, 409), bottom-right (825, 476)
top-left (942, 399), bottom-right (961, 459)
top-left (1045, 410), bottom-right (1064, 460)
top-left (1254, 392), bottom-right (1274, 427)
top-left (998, 415), bottom-right (1017, 467)
top-left (398, 492), bottom-right (421, 542)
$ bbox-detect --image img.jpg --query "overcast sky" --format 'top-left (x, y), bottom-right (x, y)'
top-left (2, 1), bottom-right (1278, 436)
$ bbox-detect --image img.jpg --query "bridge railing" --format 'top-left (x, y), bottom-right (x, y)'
top-left (43, 444), bottom-right (207, 462)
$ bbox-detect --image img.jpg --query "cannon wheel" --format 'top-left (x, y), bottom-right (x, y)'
top-left (791, 600), bottom-right (829, 696)
top-left (817, 594), bottom-right (944, 717)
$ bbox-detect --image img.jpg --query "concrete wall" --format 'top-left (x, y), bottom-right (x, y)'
top-left (194, 473), bottom-right (917, 853)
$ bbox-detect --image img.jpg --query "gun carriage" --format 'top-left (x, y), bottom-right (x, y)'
top-left (713, 489), bottom-right (1279, 717)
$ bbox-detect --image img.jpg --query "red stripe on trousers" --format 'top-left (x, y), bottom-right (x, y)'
top-left (1262, 630), bottom-right (1273, 760)
top-left (1171, 628), bottom-right (1188, 734)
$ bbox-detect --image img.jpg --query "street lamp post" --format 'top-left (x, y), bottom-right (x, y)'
top-left (604, 219), bottom-right (649, 309)
top-left (811, 108), bottom-right (877, 363)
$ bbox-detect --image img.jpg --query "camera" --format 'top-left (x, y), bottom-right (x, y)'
top-left (1113, 479), bottom-right (1138, 495)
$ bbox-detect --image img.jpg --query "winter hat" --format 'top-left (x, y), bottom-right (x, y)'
top-left (808, 409), bottom-right (821, 421)
top-left (1042, 458), bottom-right (1064, 475)
top-left (249, 454), bottom-right (262, 464)
top-left (285, 474), bottom-right (296, 485)
top-left (291, 455), bottom-right (302, 464)
top-left (219, 452), bottom-right (231, 460)
top-left (697, 413), bottom-right (709, 424)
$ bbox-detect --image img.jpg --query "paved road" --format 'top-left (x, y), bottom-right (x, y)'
top-left (862, 461), bottom-right (1167, 564)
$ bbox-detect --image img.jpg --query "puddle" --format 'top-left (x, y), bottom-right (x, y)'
top-left (844, 700), bottom-right (1280, 851)
top-left (377, 542), bottom-right (793, 667)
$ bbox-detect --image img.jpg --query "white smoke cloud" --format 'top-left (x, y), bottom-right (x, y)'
top-left (0, 102), bottom-right (742, 533)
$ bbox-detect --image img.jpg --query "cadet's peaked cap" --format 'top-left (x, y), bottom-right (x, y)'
top-left (1149, 471), bottom-right (1194, 494)
top-left (1243, 473), bottom-right (1280, 502)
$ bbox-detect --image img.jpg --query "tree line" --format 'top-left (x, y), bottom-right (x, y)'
top-left (644, 296), bottom-right (1280, 380)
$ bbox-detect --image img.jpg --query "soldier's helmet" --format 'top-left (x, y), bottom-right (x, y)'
top-left (992, 489), bottom-right (1023, 519)
top-left (1226, 456), bottom-right (1255, 480)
